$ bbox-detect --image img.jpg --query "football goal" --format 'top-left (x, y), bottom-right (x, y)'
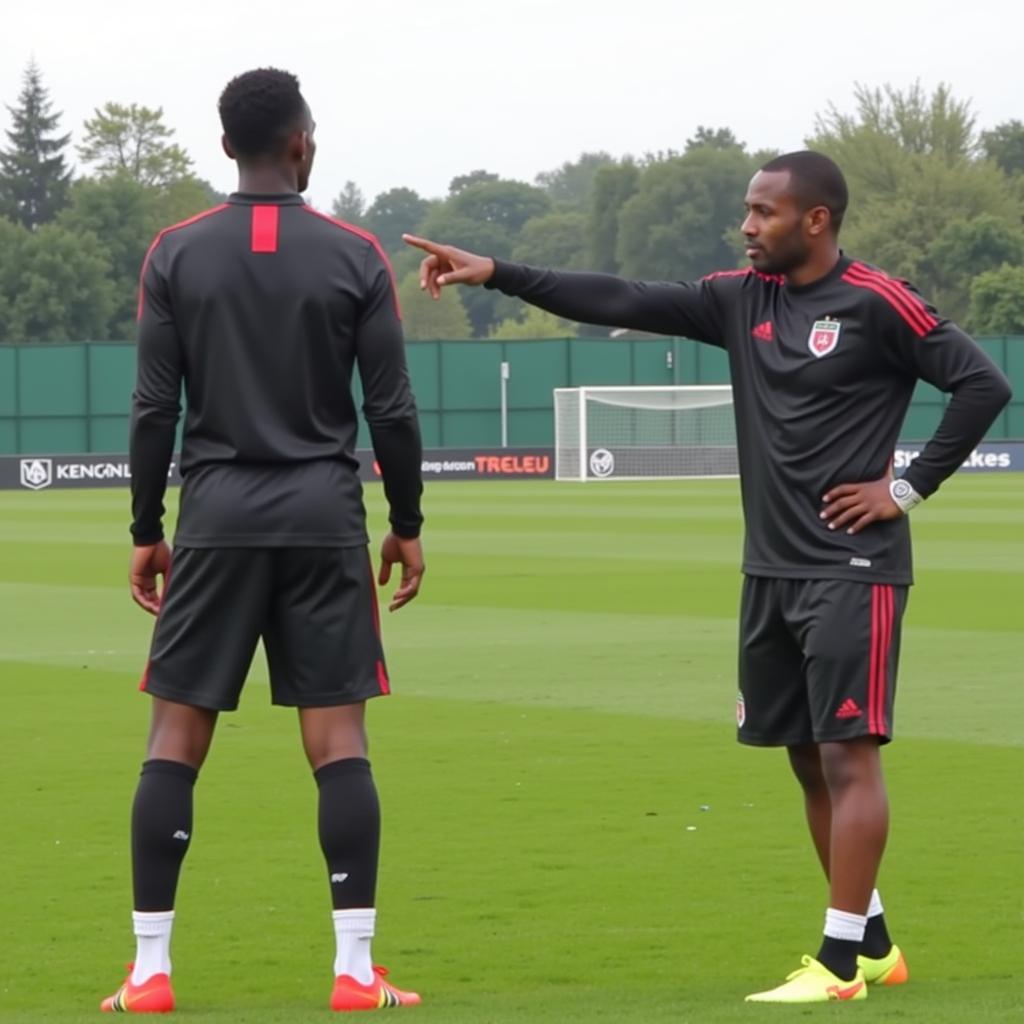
top-left (553, 385), bottom-right (737, 481)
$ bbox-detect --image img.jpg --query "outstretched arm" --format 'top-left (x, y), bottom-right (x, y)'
top-left (403, 234), bottom-right (722, 342)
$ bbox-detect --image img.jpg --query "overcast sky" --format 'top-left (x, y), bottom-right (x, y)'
top-left (1, 0), bottom-right (1017, 207)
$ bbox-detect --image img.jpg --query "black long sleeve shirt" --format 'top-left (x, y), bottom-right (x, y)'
top-left (487, 255), bottom-right (1012, 584)
top-left (130, 193), bottom-right (423, 547)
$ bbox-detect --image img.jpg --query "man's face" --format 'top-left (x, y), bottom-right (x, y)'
top-left (741, 170), bottom-right (811, 275)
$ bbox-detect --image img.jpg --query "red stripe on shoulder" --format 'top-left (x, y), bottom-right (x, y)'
top-left (842, 269), bottom-right (931, 337)
top-left (136, 204), bottom-right (231, 320)
top-left (702, 268), bottom-right (753, 281)
top-left (302, 207), bottom-right (402, 320)
top-left (842, 263), bottom-right (937, 337)
top-left (845, 262), bottom-right (937, 328)
top-left (703, 267), bottom-right (784, 285)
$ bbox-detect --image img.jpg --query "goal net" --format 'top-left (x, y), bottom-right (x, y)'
top-left (553, 385), bottom-right (736, 480)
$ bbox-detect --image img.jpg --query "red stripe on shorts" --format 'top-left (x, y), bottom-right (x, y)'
top-left (880, 586), bottom-right (894, 735)
top-left (367, 557), bottom-right (390, 695)
top-left (869, 586), bottom-right (880, 733)
top-left (868, 585), bottom-right (893, 735)
top-left (139, 554), bottom-right (174, 692)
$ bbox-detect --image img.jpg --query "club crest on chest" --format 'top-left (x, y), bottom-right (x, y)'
top-left (808, 319), bottom-right (841, 358)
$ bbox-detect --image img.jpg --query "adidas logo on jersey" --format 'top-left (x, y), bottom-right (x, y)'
top-left (835, 698), bottom-right (863, 720)
top-left (751, 321), bottom-right (774, 342)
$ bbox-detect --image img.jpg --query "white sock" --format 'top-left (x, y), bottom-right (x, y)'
top-left (868, 888), bottom-right (884, 918)
top-left (823, 907), bottom-right (867, 943)
top-left (131, 911), bottom-right (175, 984)
top-left (333, 908), bottom-right (376, 985)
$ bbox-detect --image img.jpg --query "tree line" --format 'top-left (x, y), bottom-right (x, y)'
top-left (1, 63), bottom-right (1022, 344)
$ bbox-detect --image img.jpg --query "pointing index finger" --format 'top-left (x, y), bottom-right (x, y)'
top-left (402, 233), bottom-right (445, 256)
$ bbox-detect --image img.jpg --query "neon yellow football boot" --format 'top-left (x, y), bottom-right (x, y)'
top-left (858, 943), bottom-right (909, 985)
top-left (745, 955), bottom-right (867, 1003)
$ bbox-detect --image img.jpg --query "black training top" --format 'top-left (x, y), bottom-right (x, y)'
top-left (487, 255), bottom-right (1011, 584)
top-left (130, 193), bottom-right (423, 548)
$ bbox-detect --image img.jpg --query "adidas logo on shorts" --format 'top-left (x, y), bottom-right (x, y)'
top-left (835, 698), bottom-right (863, 720)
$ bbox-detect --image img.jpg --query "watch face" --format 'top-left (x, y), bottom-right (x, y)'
top-left (892, 480), bottom-right (912, 499)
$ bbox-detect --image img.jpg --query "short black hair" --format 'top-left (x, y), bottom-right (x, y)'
top-left (218, 68), bottom-right (307, 160)
top-left (759, 150), bottom-right (849, 232)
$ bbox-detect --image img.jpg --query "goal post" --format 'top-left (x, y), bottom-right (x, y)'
top-left (553, 385), bottom-right (737, 481)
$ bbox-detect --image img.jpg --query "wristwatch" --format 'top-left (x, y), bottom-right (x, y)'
top-left (889, 478), bottom-right (923, 514)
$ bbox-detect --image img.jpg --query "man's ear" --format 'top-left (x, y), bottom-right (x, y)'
top-left (282, 129), bottom-right (306, 166)
top-left (221, 134), bottom-right (236, 160)
top-left (806, 205), bottom-right (832, 238)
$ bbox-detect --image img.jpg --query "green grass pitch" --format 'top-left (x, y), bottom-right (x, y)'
top-left (1, 476), bottom-right (1021, 1023)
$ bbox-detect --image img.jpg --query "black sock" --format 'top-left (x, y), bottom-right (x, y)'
top-left (131, 759), bottom-right (198, 912)
top-left (315, 758), bottom-right (380, 909)
top-left (816, 936), bottom-right (860, 982)
top-left (861, 912), bottom-right (893, 959)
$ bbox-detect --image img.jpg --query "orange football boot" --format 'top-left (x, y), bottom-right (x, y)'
top-left (101, 964), bottom-right (175, 1013)
top-left (330, 966), bottom-right (420, 1011)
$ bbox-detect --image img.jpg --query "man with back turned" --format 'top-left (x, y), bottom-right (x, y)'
top-left (103, 67), bottom-right (424, 1014)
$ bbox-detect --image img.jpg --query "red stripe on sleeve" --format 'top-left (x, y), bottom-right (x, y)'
top-left (842, 264), bottom-right (937, 337)
top-left (137, 236), bottom-right (165, 322)
top-left (301, 207), bottom-right (402, 320)
top-left (136, 204), bottom-right (230, 320)
top-left (251, 205), bottom-right (279, 253)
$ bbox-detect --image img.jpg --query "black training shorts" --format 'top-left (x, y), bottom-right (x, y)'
top-left (140, 546), bottom-right (390, 711)
top-left (736, 576), bottom-right (907, 747)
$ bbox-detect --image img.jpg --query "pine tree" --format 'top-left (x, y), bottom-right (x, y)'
top-left (0, 60), bottom-right (72, 229)
top-left (331, 180), bottom-right (366, 223)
